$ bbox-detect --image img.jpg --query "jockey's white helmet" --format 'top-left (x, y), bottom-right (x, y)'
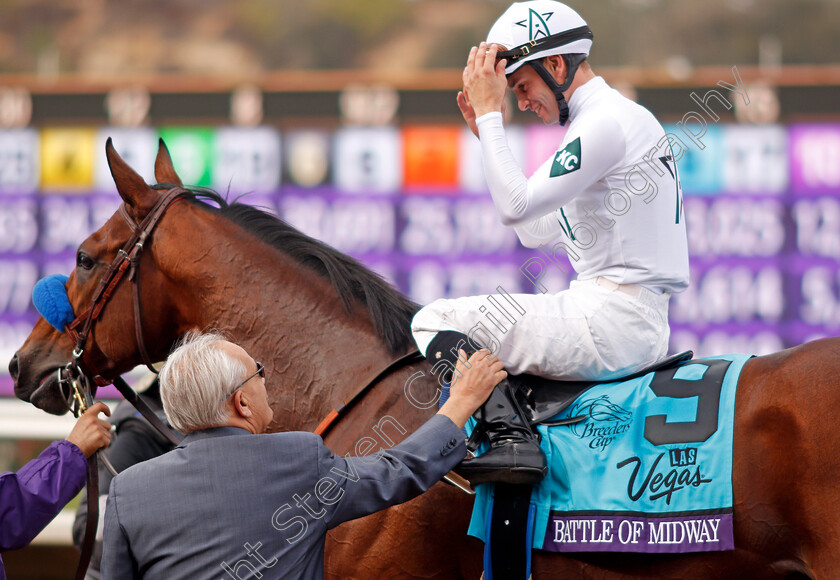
top-left (487, 1), bottom-right (593, 76)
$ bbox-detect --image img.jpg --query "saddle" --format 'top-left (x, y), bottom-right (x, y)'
top-left (515, 350), bottom-right (694, 426)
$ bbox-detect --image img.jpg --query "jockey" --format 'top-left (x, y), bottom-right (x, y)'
top-left (411, 0), bottom-right (689, 485)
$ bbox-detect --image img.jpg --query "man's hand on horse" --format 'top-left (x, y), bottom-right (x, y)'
top-left (440, 349), bottom-right (507, 429)
top-left (66, 401), bottom-right (113, 458)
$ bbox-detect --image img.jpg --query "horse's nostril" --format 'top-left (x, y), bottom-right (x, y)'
top-left (8, 353), bottom-right (19, 381)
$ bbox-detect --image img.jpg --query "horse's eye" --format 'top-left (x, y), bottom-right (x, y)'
top-left (76, 252), bottom-right (95, 270)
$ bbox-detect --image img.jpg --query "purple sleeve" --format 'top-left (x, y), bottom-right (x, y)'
top-left (0, 440), bottom-right (88, 550)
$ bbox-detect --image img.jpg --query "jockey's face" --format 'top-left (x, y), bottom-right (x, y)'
top-left (506, 57), bottom-right (565, 125)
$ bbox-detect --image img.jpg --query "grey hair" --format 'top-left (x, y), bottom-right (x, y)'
top-left (159, 330), bottom-right (246, 434)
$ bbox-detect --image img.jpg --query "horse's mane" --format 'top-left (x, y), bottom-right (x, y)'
top-left (174, 187), bottom-right (420, 355)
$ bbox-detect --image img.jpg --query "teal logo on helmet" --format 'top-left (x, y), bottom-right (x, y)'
top-left (515, 9), bottom-right (554, 40)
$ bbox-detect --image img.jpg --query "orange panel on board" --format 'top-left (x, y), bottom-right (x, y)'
top-left (402, 126), bottom-right (460, 191)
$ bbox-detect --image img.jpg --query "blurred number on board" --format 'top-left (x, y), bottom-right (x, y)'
top-left (0, 197), bottom-right (38, 253)
top-left (333, 127), bottom-right (401, 193)
top-left (105, 87), bottom-right (151, 128)
top-left (0, 130), bottom-right (38, 192)
top-left (0, 88), bottom-right (32, 129)
top-left (215, 127), bottom-right (281, 193)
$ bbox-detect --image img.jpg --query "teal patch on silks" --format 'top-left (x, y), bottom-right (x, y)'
top-left (549, 137), bottom-right (582, 177)
top-left (467, 354), bottom-right (751, 554)
top-left (32, 274), bottom-right (74, 332)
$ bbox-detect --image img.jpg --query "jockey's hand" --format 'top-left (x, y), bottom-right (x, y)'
top-left (459, 88), bottom-right (507, 139)
top-left (439, 349), bottom-right (507, 429)
top-left (66, 402), bottom-right (112, 458)
top-left (463, 42), bottom-right (507, 119)
top-left (457, 91), bottom-right (479, 138)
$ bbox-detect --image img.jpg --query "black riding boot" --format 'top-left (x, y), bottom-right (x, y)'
top-left (456, 378), bottom-right (547, 486)
top-left (424, 330), bottom-right (547, 485)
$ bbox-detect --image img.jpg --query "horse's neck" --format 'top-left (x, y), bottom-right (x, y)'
top-left (321, 360), bottom-right (442, 455)
top-left (263, 319), bottom-right (395, 432)
top-left (173, 216), bottom-right (406, 432)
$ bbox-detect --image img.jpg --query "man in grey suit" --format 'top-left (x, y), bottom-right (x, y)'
top-left (101, 331), bottom-right (506, 578)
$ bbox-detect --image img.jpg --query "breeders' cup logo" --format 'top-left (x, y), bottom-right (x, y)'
top-left (568, 395), bottom-right (632, 451)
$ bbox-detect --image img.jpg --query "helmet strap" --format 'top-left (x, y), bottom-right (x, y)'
top-left (527, 54), bottom-right (587, 125)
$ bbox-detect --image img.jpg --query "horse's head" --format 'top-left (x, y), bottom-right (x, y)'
top-left (10, 139), bottom-right (189, 414)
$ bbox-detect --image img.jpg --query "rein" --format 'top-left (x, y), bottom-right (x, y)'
top-left (60, 186), bottom-right (188, 580)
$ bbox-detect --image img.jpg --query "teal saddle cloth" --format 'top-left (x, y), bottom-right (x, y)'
top-left (467, 354), bottom-right (752, 554)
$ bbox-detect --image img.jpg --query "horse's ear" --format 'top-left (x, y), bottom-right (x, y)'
top-left (105, 137), bottom-right (158, 220)
top-left (154, 139), bottom-right (183, 187)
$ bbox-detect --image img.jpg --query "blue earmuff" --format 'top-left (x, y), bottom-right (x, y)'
top-left (32, 274), bottom-right (75, 332)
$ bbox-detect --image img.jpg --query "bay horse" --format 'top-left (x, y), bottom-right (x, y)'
top-left (10, 140), bottom-right (839, 578)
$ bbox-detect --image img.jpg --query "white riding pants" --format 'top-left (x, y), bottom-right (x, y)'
top-left (411, 277), bottom-right (671, 382)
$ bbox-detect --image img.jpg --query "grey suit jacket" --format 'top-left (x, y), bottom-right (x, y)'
top-left (101, 414), bottom-right (465, 579)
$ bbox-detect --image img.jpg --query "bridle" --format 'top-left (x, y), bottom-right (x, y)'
top-left (59, 185), bottom-right (187, 580)
top-left (63, 186), bottom-right (189, 389)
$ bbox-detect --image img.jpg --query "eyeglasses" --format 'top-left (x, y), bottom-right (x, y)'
top-left (223, 361), bottom-right (265, 401)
